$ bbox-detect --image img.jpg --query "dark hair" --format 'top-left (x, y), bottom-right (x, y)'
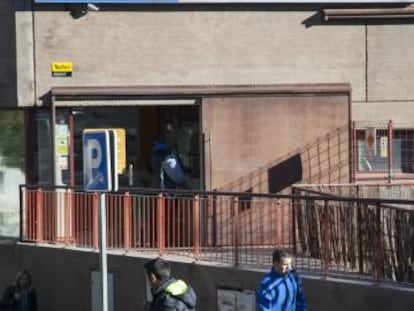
top-left (143, 258), bottom-right (170, 281)
top-left (272, 249), bottom-right (291, 263)
top-left (13, 269), bottom-right (32, 288)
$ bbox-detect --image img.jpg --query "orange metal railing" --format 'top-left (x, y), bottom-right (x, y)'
top-left (20, 185), bottom-right (414, 284)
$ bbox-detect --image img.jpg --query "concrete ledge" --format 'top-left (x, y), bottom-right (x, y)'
top-left (1, 243), bottom-right (413, 311)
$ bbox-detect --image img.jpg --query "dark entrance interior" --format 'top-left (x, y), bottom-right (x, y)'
top-left (55, 104), bottom-right (200, 189)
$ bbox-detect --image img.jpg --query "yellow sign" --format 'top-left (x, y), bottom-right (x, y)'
top-left (380, 136), bottom-right (388, 158)
top-left (51, 62), bottom-right (73, 73)
top-left (113, 128), bottom-right (126, 174)
top-left (56, 124), bottom-right (69, 156)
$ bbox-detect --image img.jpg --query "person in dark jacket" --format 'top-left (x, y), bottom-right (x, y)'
top-left (143, 257), bottom-right (196, 311)
top-left (0, 270), bottom-right (38, 311)
top-left (256, 250), bottom-right (307, 311)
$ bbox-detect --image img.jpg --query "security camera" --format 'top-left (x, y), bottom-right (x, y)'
top-left (87, 3), bottom-right (100, 12)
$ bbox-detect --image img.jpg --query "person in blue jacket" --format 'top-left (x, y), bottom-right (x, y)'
top-left (257, 249), bottom-right (307, 311)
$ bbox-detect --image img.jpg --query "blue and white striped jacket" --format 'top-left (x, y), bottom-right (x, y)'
top-left (256, 268), bottom-right (307, 311)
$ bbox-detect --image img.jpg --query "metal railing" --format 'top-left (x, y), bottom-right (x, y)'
top-left (293, 184), bottom-right (414, 283)
top-left (20, 185), bottom-right (414, 285)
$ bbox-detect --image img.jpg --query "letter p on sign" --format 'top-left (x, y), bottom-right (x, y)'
top-left (83, 129), bottom-right (118, 192)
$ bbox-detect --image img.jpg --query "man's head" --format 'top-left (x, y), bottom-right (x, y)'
top-left (143, 257), bottom-right (171, 287)
top-left (272, 249), bottom-right (292, 275)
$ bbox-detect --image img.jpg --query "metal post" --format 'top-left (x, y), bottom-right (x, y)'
top-left (322, 200), bottom-right (330, 278)
top-left (356, 185), bottom-right (364, 274)
top-left (128, 164), bottom-right (134, 187)
top-left (351, 121), bottom-right (357, 183)
top-left (375, 202), bottom-right (383, 284)
top-left (388, 120), bottom-right (393, 183)
top-left (291, 188), bottom-right (297, 255)
top-left (99, 193), bottom-right (108, 311)
top-left (36, 188), bottom-right (43, 243)
top-left (233, 197), bottom-right (240, 267)
top-left (193, 195), bottom-right (201, 259)
top-left (123, 192), bottom-right (131, 253)
top-left (157, 193), bottom-right (165, 255)
top-left (69, 113), bottom-right (75, 187)
top-left (93, 193), bottom-right (99, 250)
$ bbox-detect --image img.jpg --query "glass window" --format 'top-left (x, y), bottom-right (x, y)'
top-left (0, 110), bottom-right (25, 237)
top-left (356, 129), bottom-right (414, 174)
top-left (35, 111), bottom-right (53, 184)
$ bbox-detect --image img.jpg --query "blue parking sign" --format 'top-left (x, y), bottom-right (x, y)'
top-left (83, 130), bottom-right (115, 192)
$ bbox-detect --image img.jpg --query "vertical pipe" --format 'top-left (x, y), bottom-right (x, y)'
top-left (124, 192), bottom-right (131, 253)
top-left (36, 188), bottom-right (43, 243)
top-left (27, 190), bottom-right (32, 240)
top-left (99, 193), bottom-right (108, 311)
top-left (351, 121), bottom-right (357, 183)
top-left (317, 139), bottom-right (322, 182)
top-left (194, 195), bottom-right (201, 259)
top-left (212, 191), bottom-right (217, 247)
top-left (19, 185), bottom-right (23, 241)
top-left (51, 96), bottom-right (56, 185)
top-left (322, 200), bottom-right (330, 278)
top-left (142, 197), bottom-right (147, 248)
top-left (157, 193), bottom-right (165, 255)
top-left (307, 147), bottom-right (312, 181)
top-left (327, 134), bottom-right (331, 183)
top-left (69, 113), bottom-right (75, 187)
top-left (292, 188), bottom-right (297, 255)
top-left (65, 189), bottom-right (70, 245)
top-left (128, 164), bottom-right (133, 187)
top-left (337, 129), bottom-right (342, 182)
top-left (375, 202), bottom-right (383, 283)
top-left (93, 193), bottom-right (99, 250)
top-left (357, 186), bottom-right (364, 274)
top-left (233, 197), bottom-right (240, 267)
top-left (388, 120), bottom-right (393, 183)
top-left (276, 199), bottom-right (282, 248)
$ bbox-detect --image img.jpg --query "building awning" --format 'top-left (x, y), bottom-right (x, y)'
top-left (51, 84), bottom-right (352, 102)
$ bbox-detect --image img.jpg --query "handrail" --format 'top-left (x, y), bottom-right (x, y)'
top-left (20, 185), bottom-right (414, 285)
top-left (20, 184), bottom-right (414, 206)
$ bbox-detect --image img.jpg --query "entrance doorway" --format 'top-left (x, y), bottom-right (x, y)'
top-left (60, 104), bottom-right (201, 190)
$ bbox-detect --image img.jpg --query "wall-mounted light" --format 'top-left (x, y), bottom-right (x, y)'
top-left (86, 3), bottom-right (100, 12)
top-left (70, 3), bottom-right (100, 19)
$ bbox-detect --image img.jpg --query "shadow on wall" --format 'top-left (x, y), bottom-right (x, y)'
top-left (268, 154), bottom-right (302, 193)
top-left (219, 125), bottom-right (350, 193)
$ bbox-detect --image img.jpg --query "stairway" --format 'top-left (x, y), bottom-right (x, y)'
top-left (218, 125), bottom-right (351, 193)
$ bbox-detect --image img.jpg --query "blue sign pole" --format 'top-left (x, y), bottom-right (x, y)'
top-left (83, 129), bottom-right (118, 311)
top-left (98, 193), bottom-right (108, 311)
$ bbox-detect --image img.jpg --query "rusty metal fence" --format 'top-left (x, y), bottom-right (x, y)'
top-left (293, 184), bottom-right (414, 283)
top-left (20, 185), bottom-right (414, 285)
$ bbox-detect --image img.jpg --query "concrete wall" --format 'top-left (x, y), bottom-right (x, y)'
top-left (0, 0), bottom-right (34, 108)
top-left (0, 0), bottom-right (17, 107)
top-left (1, 243), bottom-right (413, 311)
top-left (2, 4), bottom-right (414, 119)
top-left (15, 0), bottom-right (35, 107)
top-left (30, 5), bottom-right (414, 116)
top-left (32, 7), bottom-right (365, 102)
